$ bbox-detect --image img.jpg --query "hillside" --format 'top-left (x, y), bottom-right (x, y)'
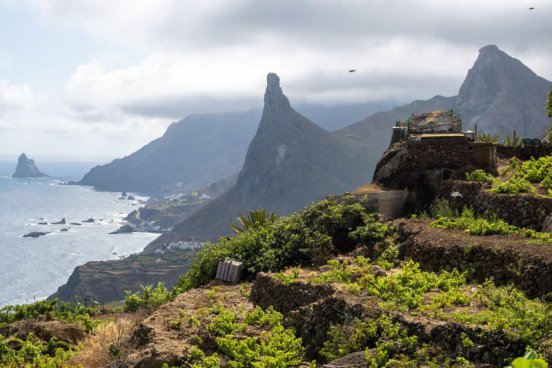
top-left (149, 73), bottom-right (373, 243)
top-left (3, 190), bottom-right (551, 367)
top-left (77, 110), bottom-right (260, 196)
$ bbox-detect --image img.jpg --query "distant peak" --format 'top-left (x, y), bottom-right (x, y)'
top-left (476, 45), bottom-right (511, 62)
top-left (267, 73), bottom-right (280, 88)
top-left (479, 44), bottom-right (499, 53)
top-left (19, 153), bottom-right (28, 159)
top-left (263, 72), bottom-right (290, 109)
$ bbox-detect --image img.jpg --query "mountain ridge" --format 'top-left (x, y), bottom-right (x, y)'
top-left (147, 73), bottom-right (373, 244)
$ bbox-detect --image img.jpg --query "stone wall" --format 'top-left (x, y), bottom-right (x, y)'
top-left (396, 221), bottom-right (552, 298)
top-left (469, 142), bottom-right (497, 174)
top-left (497, 145), bottom-right (552, 160)
top-left (439, 180), bottom-right (552, 231)
top-left (251, 273), bottom-right (526, 365)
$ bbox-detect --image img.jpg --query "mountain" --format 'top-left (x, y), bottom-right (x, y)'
top-left (148, 73), bottom-right (373, 244)
top-left (337, 45), bottom-right (551, 175)
top-left (336, 95), bottom-right (456, 177)
top-left (77, 110), bottom-right (261, 196)
top-left (455, 44), bottom-right (551, 138)
top-left (12, 153), bottom-right (48, 178)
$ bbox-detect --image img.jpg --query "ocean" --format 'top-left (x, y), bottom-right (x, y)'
top-left (0, 160), bottom-right (159, 306)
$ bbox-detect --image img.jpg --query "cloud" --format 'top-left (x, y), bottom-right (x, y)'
top-left (0, 78), bottom-right (34, 110)
top-left (1, 0), bottom-right (550, 157)
top-left (35, 0), bottom-right (550, 115)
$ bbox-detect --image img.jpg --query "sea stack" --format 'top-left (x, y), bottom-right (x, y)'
top-left (12, 153), bottom-right (48, 178)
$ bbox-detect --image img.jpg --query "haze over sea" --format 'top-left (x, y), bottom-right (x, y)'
top-left (0, 160), bottom-right (158, 306)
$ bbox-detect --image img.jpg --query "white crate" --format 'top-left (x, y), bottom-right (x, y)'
top-left (215, 259), bottom-right (243, 283)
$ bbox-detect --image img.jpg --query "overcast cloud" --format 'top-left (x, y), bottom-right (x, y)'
top-left (0, 0), bottom-right (551, 158)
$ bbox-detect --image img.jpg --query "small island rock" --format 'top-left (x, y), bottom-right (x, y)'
top-left (23, 231), bottom-right (49, 238)
top-left (12, 153), bottom-right (48, 178)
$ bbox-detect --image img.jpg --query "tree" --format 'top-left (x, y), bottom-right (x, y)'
top-left (230, 210), bottom-right (278, 234)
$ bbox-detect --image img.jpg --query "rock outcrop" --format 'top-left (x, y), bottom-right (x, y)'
top-left (455, 45), bottom-right (551, 138)
top-left (12, 153), bottom-right (48, 178)
top-left (50, 250), bottom-right (196, 303)
top-left (150, 73), bottom-right (373, 242)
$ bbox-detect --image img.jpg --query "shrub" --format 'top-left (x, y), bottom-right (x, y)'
top-left (320, 315), bottom-right (417, 364)
top-left (465, 169), bottom-right (494, 184)
top-left (175, 198), bottom-right (378, 293)
top-left (490, 176), bottom-right (535, 194)
top-left (123, 283), bottom-right (173, 312)
top-left (0, 298), bottom-right (97, 328)
top-left (430, 198), bottom-right (457, 218)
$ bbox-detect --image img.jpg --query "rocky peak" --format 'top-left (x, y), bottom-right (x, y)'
top-left (12, 153), bottom-right (48, 178)
top-left (455, 45), bottom-right (551, 137)
top-left (264, 73), bottom-right (289, 104)
top-left (154, 73), bottom-right (371, 240)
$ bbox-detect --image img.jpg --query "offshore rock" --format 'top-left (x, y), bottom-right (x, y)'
top-left (12, 153), bottom-right (48, 178)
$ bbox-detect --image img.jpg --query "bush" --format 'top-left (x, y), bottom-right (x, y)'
top-left (0, 298), bottom-right (97, 328)
top-left (492, 156), bottom-right (552, 194)
top-left (465, 169), bottom-right (495, 184)
top-left (175, 198), bottom-right (379, 293)
top-left (430, 198), bottom-right (457, 218)
top-left (490, 176), bottom-right (535, 194)
top-left (124, 283), bottom-right (173, 312)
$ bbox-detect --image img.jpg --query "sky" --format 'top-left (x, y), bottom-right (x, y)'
top-left (0, 0), bottom-right (551, 160)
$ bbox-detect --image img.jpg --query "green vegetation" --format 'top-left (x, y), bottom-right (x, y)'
top-left (430, 207), bottom-right (552, 241)
top-left (0, 300), bottom-right (102, 367)
top-left (175, 197), bottom-right (387, 292)
top-left (320, 315), bottom-right (418, 366)
top-left (0, 334), bottom-right (76, 367)
top-left (491, 156), bottom-right (552, 195)
top-left (123, 282), bottom-right (173, 312)
top-left (306, 254), bottom-right (551, 358)
top-left (465, 169), bottom-right (494, 184)
top-left (508, 350), bottom-right (548, 368)
top-left (477, 132), bottom-right (499, 143)
top-left (3, 192), bottom-right (550, 366)
top-left (231, 209), bottom-right (278, 234)
top-left (184, 304), bottom-right (304, 367)
top-left (0, 298), bottom-right (97, 329)
top-left (491, 176), bottom-right (535, 194)
top-left (504, 134), bottom-right (522, 147)
top-left (431, 198), bottom-right (458, 218)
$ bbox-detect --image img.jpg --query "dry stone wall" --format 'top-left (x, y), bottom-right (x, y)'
top-left (439, 180), bottom-right (552, 231)
top-left (497, 145), bottom-right (552, 160)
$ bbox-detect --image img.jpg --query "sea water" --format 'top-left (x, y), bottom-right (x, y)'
top-left (0, 160), bottom-right (159, 306)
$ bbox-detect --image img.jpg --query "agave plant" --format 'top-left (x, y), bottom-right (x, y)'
top-left (477, 132), bottom-right (499, 143)
top-left (230, 209), bottom-right (278, 234)
top-left (504, 134), bottom-right (522, 147)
